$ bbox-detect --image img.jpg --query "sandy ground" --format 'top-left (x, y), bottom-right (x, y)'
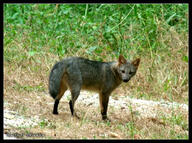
top-left (4, 90), bottom-right (188, 139)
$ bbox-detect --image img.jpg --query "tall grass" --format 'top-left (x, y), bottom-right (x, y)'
top-left (4, 4), bottom-right (188, 59)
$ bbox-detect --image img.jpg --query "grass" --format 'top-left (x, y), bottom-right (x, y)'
top-left (3, 4), bottom-right (188, 139)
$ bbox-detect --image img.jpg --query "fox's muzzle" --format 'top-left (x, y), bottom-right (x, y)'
top-left (123, 79), bottom-right (129, 82)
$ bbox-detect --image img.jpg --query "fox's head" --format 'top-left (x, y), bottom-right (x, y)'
top-left (117, 55), bottom-right (140, 83)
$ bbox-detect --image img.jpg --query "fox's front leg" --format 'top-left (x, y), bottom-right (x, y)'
top-left (99, 92), bottom-right (110, 120)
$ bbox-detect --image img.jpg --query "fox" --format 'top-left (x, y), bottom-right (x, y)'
top-left (49, 55), bottom-right (140, 120)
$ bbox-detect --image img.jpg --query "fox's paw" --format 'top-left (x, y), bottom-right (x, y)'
top-left (74, 113), bottom-right (80, 119)
top-left (53, 111), bottom-right (58, 115)
top-left (102, 115), bottom-right (111, 121)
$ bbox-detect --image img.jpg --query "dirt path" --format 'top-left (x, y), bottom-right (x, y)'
top-left (4, 90), bottom-right (188, 139)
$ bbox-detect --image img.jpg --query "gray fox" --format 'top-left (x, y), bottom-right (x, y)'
top-left (49, 55), bottom-right (140, 120)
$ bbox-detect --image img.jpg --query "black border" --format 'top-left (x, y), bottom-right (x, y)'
top-left (2, 1), bottom-right (191, 141)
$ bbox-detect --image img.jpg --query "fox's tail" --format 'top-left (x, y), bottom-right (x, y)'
top-left (49, 61), bottom-right (66, 99)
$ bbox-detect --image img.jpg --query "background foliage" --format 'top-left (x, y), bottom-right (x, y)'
top-left (4, 4), bottom-right (188, 59)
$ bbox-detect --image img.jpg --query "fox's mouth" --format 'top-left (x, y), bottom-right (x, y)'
top-left (123, 79), bottom-right (129, 82)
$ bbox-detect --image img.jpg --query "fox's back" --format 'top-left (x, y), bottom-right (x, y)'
top-left (63, 57), bottom-right (115, 91)
top-left (77, 57), bottom-right (106, 79)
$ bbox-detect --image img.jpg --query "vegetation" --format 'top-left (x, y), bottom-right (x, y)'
top-left (4, 4), bottom-right (188, 139)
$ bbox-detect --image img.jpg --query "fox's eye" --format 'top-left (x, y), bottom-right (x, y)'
top-left (121, 70), bottom-right (125, 73)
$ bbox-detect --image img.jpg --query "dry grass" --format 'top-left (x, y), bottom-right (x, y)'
top-left (4, 88), bottom-right (188, 139)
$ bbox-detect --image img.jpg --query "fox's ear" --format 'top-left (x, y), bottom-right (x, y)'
top-left (118, 55), bottom-right (127, 64)
top-left (131, 58), bottom-right (140, 68)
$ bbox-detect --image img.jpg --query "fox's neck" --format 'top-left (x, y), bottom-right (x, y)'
top-left (110, 62), bottom-right (122, 86)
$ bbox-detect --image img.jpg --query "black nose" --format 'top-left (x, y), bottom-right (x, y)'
top-left (123, 79), bottom-right (129, 82)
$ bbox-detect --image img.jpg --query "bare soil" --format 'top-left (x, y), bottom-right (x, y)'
top-left (4, 89), bottom-right (188, 139)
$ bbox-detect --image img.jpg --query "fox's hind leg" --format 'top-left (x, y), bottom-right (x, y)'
top-left (69, 87), bottom-right (81, 118)
top-left (53, 79), bottom-right (67, 115)
top-left (66, 65), bottom-right (82, 118)
top-left (68, 81), bottom-right (82, 118)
